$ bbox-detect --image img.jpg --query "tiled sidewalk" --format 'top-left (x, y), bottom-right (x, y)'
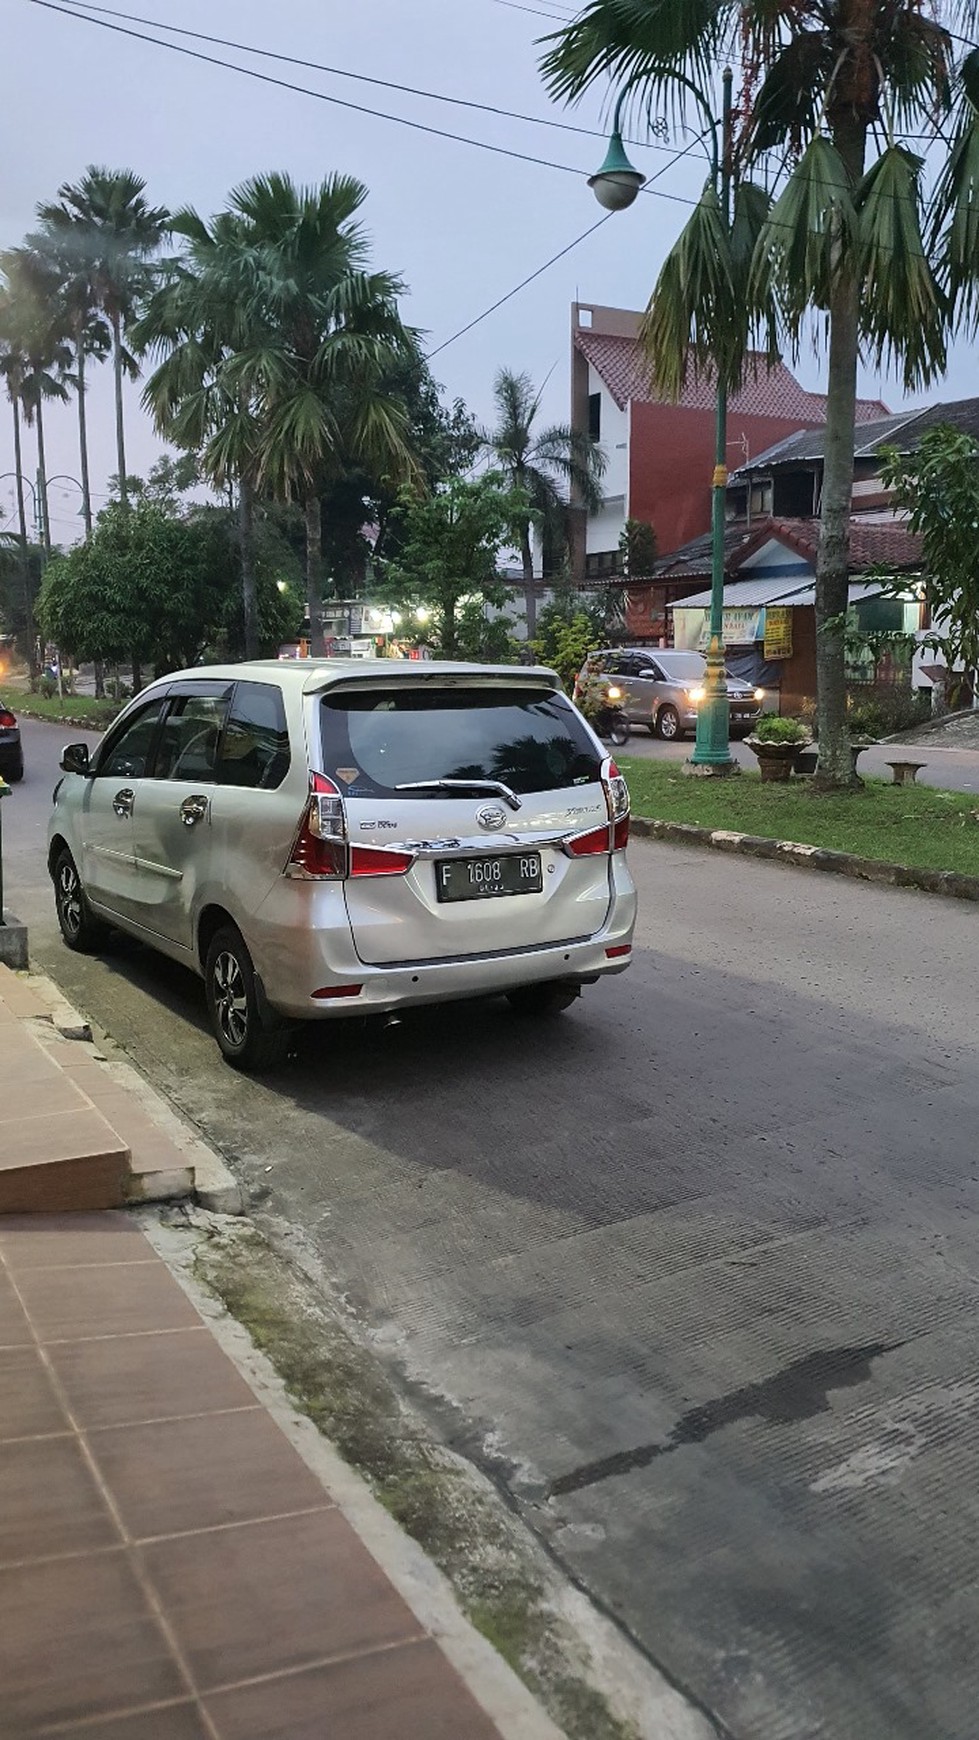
top-left (0, 1211), bottom-right (516, 1738)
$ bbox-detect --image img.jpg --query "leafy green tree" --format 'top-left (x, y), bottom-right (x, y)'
top-left (484, 367), bottom-right (606, 637)
top-left (320, 345), bottom-right (481, 590)
top-left (542, 0), bottom-right (979, 785)
top-left (618, 516), bottom-right (657, 577)
top-left (878, 426), bottom-right (979, 710)
top-left (37, 168), bottom-right (167, 509)
top-left (37, 497), bottom-right (298, 674)
top-left (531, 610), bottom-right (599, 691)
top-left (380, 474), bottom-right (521, 659)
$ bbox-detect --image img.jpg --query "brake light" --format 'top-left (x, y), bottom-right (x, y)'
top-left (286, 773), bottom-right (346, 879)
top-left (0, 710), bottom-right (15, 728)
top-left (565, 822), bottom-right (613, 858)
top-left (349, 844), bottom-right (415, 878)
top-left (603, 757), bottom-right (630, 851)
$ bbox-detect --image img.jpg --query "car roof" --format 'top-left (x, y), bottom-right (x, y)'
top-left (134, 660), bottom-right (563, 698)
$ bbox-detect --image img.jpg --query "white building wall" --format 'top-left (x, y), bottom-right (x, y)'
top-left (585, 370), bottom-right (628, 557)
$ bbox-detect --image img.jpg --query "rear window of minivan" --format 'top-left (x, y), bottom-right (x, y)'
top-left (320, 685), bottom-right (602, 798)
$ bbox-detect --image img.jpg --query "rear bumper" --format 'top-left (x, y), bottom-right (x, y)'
top-left (251, 860), bottom-right (637, 1019)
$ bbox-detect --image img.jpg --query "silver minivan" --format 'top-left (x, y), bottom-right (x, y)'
top-left (48, 661), bottom-right (636, 1070)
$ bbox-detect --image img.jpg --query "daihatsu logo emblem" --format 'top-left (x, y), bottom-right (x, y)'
top-left (476, 804), bottom-right (507, 831)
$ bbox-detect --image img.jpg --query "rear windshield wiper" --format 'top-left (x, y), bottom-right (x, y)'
top-left (394, 777), bottom-right (522, 811)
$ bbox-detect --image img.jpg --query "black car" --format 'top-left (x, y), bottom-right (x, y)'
top-left (0, 700), bottom-right (24, 783)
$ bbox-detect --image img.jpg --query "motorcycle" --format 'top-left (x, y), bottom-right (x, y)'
top-left (594, 683), bottom-right (631, 748)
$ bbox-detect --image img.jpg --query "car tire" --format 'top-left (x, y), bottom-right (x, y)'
top-left (205, 925), bottom-right (290, 1072)
top-left (5, 757), bottom-right (24, 783)
top-left (507, 982), bottom-right (580, 1017)
top-left (656, 704), bottom-right (681, 740)
top-left (53, 848), bottom-right (108, 953)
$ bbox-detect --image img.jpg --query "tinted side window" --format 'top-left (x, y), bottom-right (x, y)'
top-left (155, 695), bottom-right (228, 782)
top-left (611, 657), bottom-right (636, 677)
top-left (218, 682), bottom-right (291, 790)
top-left (96, 700), bottom-right (166, 779)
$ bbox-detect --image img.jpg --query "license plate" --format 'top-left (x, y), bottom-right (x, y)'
top-left (436, 852), bottom-right (542, 903)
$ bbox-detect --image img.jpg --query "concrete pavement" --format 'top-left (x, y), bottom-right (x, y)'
top-left (0, 967), bottom-right (563, 1740)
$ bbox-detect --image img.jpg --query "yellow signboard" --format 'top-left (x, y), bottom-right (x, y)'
top-left (764, 606), bottom-right (793, 660)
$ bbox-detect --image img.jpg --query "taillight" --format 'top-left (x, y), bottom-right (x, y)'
top-left (565, 822), bottom-right (613, 858)
top-left (286, 773), bottom-right (346, 879)
top-left (604, 757), bottom-right (630, 851)
top-left (0, 710), bottom-right (15, 728)
top-left (349, 844), bottom-right (415, 878)
top-left (286, 776), bottom-right (416, 881)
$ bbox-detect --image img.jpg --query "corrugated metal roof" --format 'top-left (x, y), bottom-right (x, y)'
top-left (733, 397), bottom-right (979, 475)
top-left (670, 578), bottom-right (888, 611)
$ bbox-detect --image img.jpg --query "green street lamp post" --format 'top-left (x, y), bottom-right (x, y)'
top-left (590, 70), bottom-right (737, 774)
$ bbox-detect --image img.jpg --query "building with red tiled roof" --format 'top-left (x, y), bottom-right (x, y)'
top-left (570, 302), bottom-right (888, 581)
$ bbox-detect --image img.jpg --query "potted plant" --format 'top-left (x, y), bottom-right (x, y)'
top-left (744, 714), bottom-right (811, 781)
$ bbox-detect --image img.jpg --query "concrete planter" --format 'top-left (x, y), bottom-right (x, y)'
top-left (744, 736), bottom-right (811, 782)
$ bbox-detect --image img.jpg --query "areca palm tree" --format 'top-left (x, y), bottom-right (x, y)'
top-left (542, 1), bottom-right (979, 785)
top-left (222, 172), bottom-right (420, 655)
top-left (139, 173), bottom-right (420, 657)
top-left (0, 249), bottom-right (71, 555)
top-left (36, 168), bottom-right (167, 509)
top-left (134, 209), bottom-right (268, 656)
top-left (484, 367), bottom-right (606, 637)
top-left (26, 221), bottom-right (111, 539)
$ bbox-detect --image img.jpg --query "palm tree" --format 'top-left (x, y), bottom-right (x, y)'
top-left (0, 249), bottom-right (71, 555)
top-left (36, 168), bottom-right (167, 509)
top-left (484, 367), bottom-right (606, 638)
top-left (26, 221), bottom-right (111, 540)
top-left (134, 209), bottom-right (268, 657)
top-left (542, 2), bottom-right (979, 785)
top-left (220, 172), bottom-right (420, 655)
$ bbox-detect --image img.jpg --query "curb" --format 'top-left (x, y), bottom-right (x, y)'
top-left (630, 815), bottom-right (979, 903)
top-left (20, 970), bottom-right (245, 1214)
top-left (14, 703), bottom-right (115, 733)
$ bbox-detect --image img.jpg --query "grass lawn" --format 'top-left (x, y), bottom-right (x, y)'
top-left (12, 692), bottom-right (120, 730)
top-left (619, 757), bottom-right (979, 877)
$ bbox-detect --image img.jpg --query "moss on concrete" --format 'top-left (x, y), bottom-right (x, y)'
top-left (194, 1218), bottom-right (637, 1740)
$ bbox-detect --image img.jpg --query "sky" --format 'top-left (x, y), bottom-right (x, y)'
top-left (4, 0), bottom-right (979, 546)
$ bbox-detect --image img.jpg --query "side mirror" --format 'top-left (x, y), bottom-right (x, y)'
top-left (61, 743), bottom-right (91, 777)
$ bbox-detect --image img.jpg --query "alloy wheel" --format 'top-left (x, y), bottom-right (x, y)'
top-left (212, 950), bottom-right (248, 1049)
top-left (58, 860), bottom-right (82, 938)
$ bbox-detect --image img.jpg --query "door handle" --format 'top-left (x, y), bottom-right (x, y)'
top-left (179, 794), bottom-right (209, 828)
top-left (112, 788), bottom-right (134, 818)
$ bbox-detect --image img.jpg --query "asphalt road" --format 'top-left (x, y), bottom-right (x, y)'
top-left (7, 717), bottom-right (979, 1740)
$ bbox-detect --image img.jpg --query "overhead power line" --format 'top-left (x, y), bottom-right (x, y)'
top-left (30, 0), bottom-right (692, 205)
top-left (52, 0), bottom-right (673, 155)
top-left (428, 212), bottom-right (613, 357)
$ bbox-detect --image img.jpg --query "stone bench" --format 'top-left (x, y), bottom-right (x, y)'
top-left (885, 760), bottom-right (927, 787)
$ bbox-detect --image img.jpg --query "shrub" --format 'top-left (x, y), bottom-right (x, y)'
top-left (846, 691), bottom-right (932, 737)
top-left (751, 714), bottom-right (810, 744)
